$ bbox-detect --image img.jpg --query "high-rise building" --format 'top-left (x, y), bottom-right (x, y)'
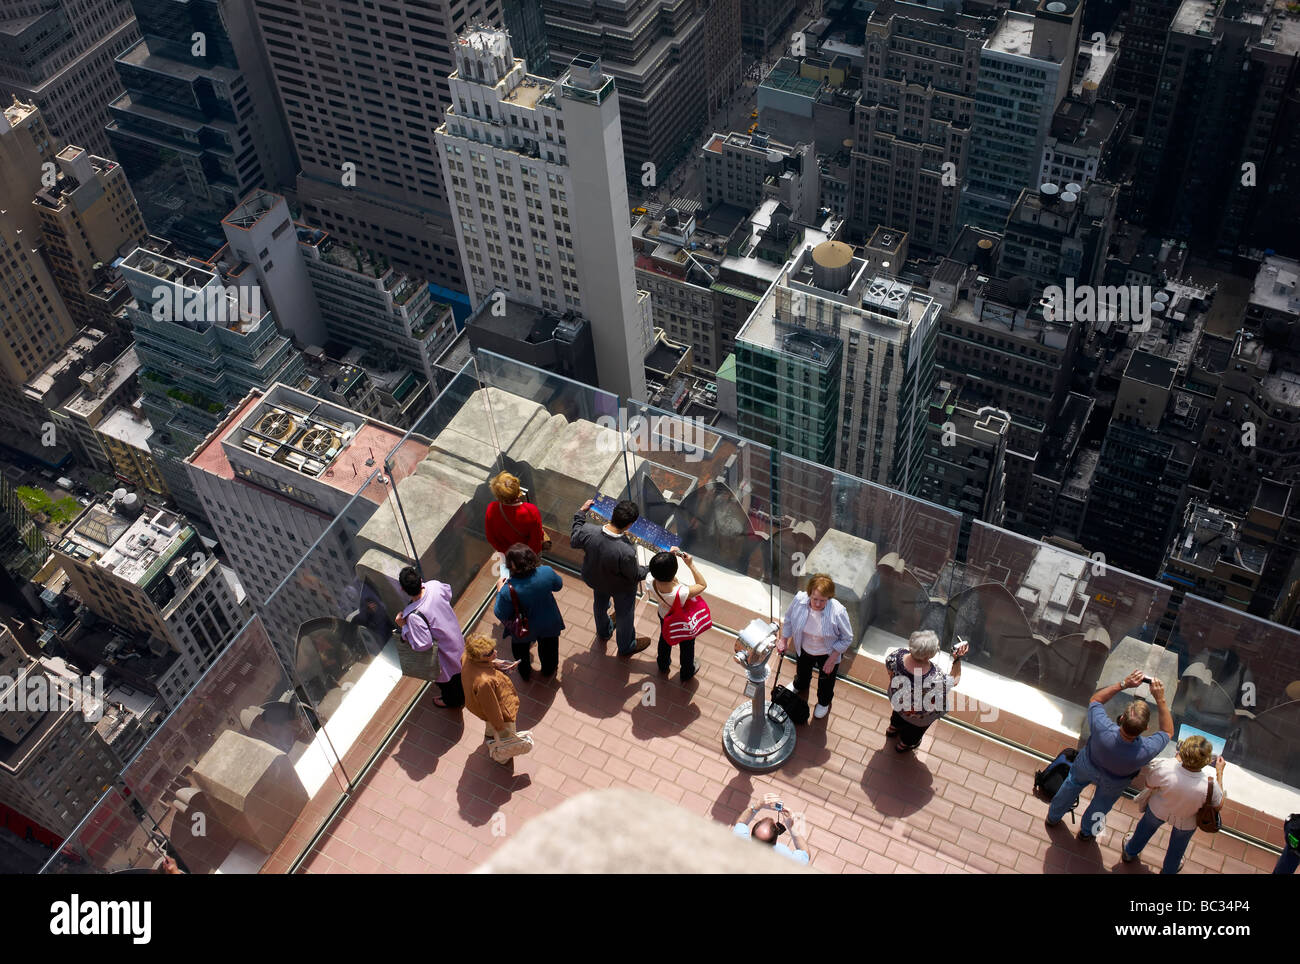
top-left (121, 242), bottom-right (306, 521)
top-left (928, 254), bottom-right (1083, 533)
top-left (0, 101), bottom-right (81, 439)
top-left (997, 179), bottom-right (1119, 290)
top-left (735, 239), bottom-right (940, 493)
top-left (33, 144), bottom-right (148, 328)
top-left (186, 382), bottom-right (415, 660)
top-left (1133, 0), bottom-right (1300, 252)
top-left (51, 345), bottom-right (141, 475)
top-left (436, 29), bottom-right (648, 399)
top-left (701, 130), bottom-right (817, 223)
top-left (919, 381), bottom-right (1009, 525)
top-left (0, 627), bottom-right (122, 838)
top-left (53, 494), bottom-right (248, 705)
top-left (95, 401), bottom-right (168, 496)
top-left (0, 1), bottom-right (138, 157)
top-left (252, 0), bottom-right (503, 290)
top-left (851, 3), bottom-right (991, 255)
top-left (503, 0), bottom-right (553, 76)
top-left (108, 0), bottom-right (297, 257)
top-left (1160, 502), bottom-right (1267, 626)
top-left (1112, 0), bottom-right (1181, 140)
top-left (540, 0), bottom-right (742, 174)
top-left (1082, 350), bottom-right (1204, 576)
top-left (742, 0), bottom-right (797, 57)
top-left (960, 1), bottom-right (1081, 232)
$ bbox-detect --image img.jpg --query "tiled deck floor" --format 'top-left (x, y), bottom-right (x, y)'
top-left (301, 573), bottom-right (1276, 874)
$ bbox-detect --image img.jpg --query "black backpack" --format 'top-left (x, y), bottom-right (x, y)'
top-left (1034, 747), bottom-right (1079, 818)
top-left (1285, 813), bottom-right (1300, 854)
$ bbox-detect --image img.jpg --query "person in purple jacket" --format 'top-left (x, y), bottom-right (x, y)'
top-left (394, 566), bottom-right (465, 708)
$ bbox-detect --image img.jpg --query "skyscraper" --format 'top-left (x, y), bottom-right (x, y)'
top-left (436, 28), bottom-right (647, 399)
top-left (1132, 0), bottom-right (1299, 252)
top-left (540, 0), bottom-right (742, 174)
top-left (187, 382), bottom-right (418, 660)
top-left (108, 0), bottom-right (298, 256)
top-left (851, 3), bottom-right (992, 255)
top-left (0, 0), bottom-right (138, 156)
top-left (54, 494), bottom-right (248, 705)
top-left (0, 101), bottom-right (81, 439)
top-left (121, 241), bottom-right (306, 521)
top-left (252, 0), bottom-right (503, 290)
top-left (960, 1), bottom-right (1081, 232)
top-left (735, 239), bottom-right (940, 494)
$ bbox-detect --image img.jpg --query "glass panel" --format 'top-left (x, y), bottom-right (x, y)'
top-left (620, 397), bottom-right (778, 626)
top-left (1168, 596), bottom-right (1300, 797)
top-left (773, 453), bottom-right (964, 649)
top-left (952, 522), bottom-right (1173, 724)
top-left (43, 617), bottom-right (337, 874)
top-left (474, 350), bottom-right (626, 577)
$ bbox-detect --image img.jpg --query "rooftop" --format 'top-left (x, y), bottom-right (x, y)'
top-left (96, 404), bottom-right (154, 449)
top-left (1250, 255), bottom-right (1300, 316)
top-left (58, 501), bottom-right (189, 587)
top-left (1123, 350), bottom-right (1178, 390)
top-left (60, 347), bottom-right (140, 418)
top-left (1168, 504), bottom-right (1269, 576)
top-left (986, 11), bottom-right (1037, 58)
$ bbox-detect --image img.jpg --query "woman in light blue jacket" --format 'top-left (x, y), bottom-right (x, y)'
top-left (776, 573), bottom-right (855, 719)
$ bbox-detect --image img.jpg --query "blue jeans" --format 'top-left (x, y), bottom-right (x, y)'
top-left (1124, 808), bottom-right (1194, 874)
top-left (1047, 746), bottom-right (1132, 835)
top-left (593, 589), bottom-right (637, 654)
top-left (1276, 847), bottom-right (1299, 875)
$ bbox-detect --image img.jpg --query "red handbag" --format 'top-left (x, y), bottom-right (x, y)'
top-left (654, 585), bottom-right (712, 645)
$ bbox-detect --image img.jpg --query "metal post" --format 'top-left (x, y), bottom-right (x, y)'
top-left (723, 621), bottom-right (796, 771)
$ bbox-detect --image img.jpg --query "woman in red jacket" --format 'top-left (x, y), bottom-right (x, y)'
top-left (485, 471), bottom-right (549, 554)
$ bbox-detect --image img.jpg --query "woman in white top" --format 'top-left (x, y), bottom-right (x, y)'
top-left (1123, 735), bottom-right (1226, 874)
top-left (645, 548), bottom-right (707, 682)
top-left (776, 573), bottom-right (854, 719)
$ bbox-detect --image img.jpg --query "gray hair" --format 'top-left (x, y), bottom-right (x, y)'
top-left (908, 630), bottom-right (941, 661)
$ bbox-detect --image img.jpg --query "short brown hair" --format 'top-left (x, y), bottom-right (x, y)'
top-left (490, 471), bottom-right (521, 502)
top-left (1177, 735), bottom-right (1213, 771)
top-left (806, 574), bottom-right (835, 599)
top-left (1119, 699), bottom-right (1150, 737)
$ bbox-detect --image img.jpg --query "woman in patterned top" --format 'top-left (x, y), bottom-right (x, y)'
top-left (884, 630), bottom-right (968, 752)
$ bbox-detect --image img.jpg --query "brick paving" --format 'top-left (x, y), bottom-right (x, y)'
top-left (298, 572), bottom-right (1276, 874)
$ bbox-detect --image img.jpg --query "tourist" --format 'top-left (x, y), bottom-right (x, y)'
top-left (394, 566), bottom-right (466, 708)
top-left (571, 497), bottom-right (650, 656)
top-left (776, 574), bottom-right (854, 719)
top-left (493, 542), bottom-right (564, 681)
top-left (484, 471), bottom-right (548, 555)
top-left (733, 794), bottom-right (809, 865)
top-left (884, 630), bottom-right (969, 752)
top-left (1275, 814), bottom-right (1299, 874)
top-left (1045, 670), bottom-right (1173, 839)
top-left (1122, 737), bottom-right (1225, 874)
top-left (462, 633), bottom-right (533, 763)
top-left (645, 547), bottom-right (707, 682)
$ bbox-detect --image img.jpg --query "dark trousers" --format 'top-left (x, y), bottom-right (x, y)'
top-left (511, 636), bottom-right (559, 680)
top-left (594, 589), bottom-right (637, 654)
top-left (1276, 847), bottom-right (1300, 875)
top-left (889, 710), bottom-right (929, 747)
top-left (437, 672), bottom-right (464, 708)
top-left (657, 633), bottom-right (697, 678)
top-left (793, 650), bottom-right (838, 708)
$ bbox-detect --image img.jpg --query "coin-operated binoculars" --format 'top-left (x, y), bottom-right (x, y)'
top-left (722, 618), bottom-right (796, 771)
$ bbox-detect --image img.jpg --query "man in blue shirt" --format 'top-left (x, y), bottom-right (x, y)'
top-left (1046, 669), bottom-right (1173, 840)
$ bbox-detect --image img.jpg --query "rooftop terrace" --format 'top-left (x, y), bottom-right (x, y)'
top-left (45, 354), bottom-right (1298, 875)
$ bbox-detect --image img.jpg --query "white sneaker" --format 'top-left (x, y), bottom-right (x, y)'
top-left (813, 703), bottom-right (830, 719)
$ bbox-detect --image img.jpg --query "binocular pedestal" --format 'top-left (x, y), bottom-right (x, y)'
top-left (723, 650), bottom-right (795, 772)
